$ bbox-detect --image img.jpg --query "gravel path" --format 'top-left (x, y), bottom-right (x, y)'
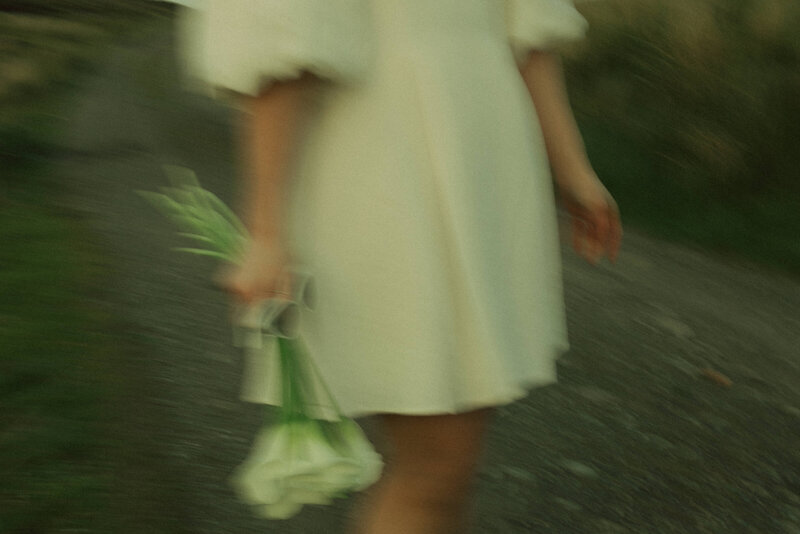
top-left (55, 15), bottom-right (800, 534)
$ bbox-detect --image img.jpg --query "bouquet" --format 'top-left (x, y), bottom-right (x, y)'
top-left (140, 165), bottom-right (383, 519)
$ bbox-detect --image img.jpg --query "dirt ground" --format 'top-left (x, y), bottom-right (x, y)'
top-left (52, 16), bottom-right (800, 534)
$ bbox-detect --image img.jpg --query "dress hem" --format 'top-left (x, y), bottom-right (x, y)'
top-left (240, 343), bottom-right (568, 419)
top-left (341, 375), bottom-right (560, 419)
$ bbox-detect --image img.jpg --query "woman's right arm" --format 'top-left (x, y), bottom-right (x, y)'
top-left (222, 74), bottom-right (316, 303)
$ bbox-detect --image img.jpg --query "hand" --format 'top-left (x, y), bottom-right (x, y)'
top-left (556, 169), bottom-right (622, 264)
top-left (216, 239), bottom-right (293, 305)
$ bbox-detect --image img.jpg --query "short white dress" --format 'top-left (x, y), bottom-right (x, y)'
top-left (177, 0), bottom-right (588, 417)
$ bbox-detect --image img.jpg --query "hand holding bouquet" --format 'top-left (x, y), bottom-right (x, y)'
top-left (140, 165), bottom-right (383, 519)
top-left (220, 239), bottom-right (294, 303)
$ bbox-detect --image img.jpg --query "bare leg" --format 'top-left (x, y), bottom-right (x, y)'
top-left (351, 408), bottom-right (493, 534)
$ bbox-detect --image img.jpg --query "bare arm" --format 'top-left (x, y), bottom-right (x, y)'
top-left (223, 75), bottom-right (316, 302)
top-left (240, 74), bottom-right (315, 242)
top-left (520, 50), bottom-right (622, 263)
top-left (520, 51), bottom-right (591, 187)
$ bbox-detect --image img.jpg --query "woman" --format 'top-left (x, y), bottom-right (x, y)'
top-left (180, 0), bottom-right (621, 532)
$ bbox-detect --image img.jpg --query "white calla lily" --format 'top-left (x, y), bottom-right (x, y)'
top-left (231, 418), bottom-right (382, 519)
top-left (257, 499), bottom-right (304, 520)
top-left (327, 419), bottom-right (384, 490)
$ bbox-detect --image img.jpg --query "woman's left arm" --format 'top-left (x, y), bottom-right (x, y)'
top-left (520, 50), bottom-right (622, 264)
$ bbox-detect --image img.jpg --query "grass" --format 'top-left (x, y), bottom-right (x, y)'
top-left (0, 5), bottom-right (170, 532)
top-left (565, 0), bottom-right (800, 277)
top-left (0, 184), bottom-right (119, 533)
top-left (579, 117), bottom-right (800, 275)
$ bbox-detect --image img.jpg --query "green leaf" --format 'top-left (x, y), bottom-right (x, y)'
top-left (193, 187), bottom-right (249, 237)
top-left (140, 166), bottom-right (248, 265)
top-left (176, 232), bottom-right (216, 244)
top-left (163, 164), bottom-right (200, 189)
top-left (172, 248), bottom-right (239, 263)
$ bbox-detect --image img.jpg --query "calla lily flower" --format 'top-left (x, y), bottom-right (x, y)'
top-left (231, 418), bottom-right (382, 519)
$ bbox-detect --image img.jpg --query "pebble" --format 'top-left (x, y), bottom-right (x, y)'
top-left (553, 497), bottom-right (583, 512)
top-left (579, 413), bottom-right (608, 428)
top-left (500, 465), bottom-right (536, 482)
top-left (652, 315), bottom-right (696, 339)
top-left (669, 356), bottom-right (700, 377)
top-left (642, 432), bottom-right (674, 450)
top-left (562, 460), bottom-right (600, 478)
top-left (699, 368), bottom-right (734, 387)
top-left (482, 464), bottom-right (536, 483)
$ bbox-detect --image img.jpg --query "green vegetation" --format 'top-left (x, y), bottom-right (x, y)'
top-left (0, 5), bottom-right (169, 532)
top-left (0, 194), bottom-right (117, 533)
top-left (567, 0), bottom-right (800, 274)
top-left (0, 1), bottom-right (172, 153)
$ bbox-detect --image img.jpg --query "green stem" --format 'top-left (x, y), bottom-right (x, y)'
top-left (291, 339), bottom-right (324, 416)
top-left (294, 336), bottom-right (345, 420)
top-left (279, 337), bottom-right (298, 423)
top-left (278, 337), bottom-right (308, 423)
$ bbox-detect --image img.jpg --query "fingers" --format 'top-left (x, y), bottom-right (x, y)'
top-left (571, 194), bottom-right (622, 264)
top-left (272, 268), bottom-right (294, 300)
top-left (217, 263), bottom-right (293, 306)
top-left (224, 274), bottom-right (292, 327)
top-left (572, 217), bottom-right (594, 263)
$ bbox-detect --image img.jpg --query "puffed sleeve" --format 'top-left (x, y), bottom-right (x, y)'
top-left (505, 0), bottom-right (588, 63)
top-left (175, 0), bottom-right (372, 96)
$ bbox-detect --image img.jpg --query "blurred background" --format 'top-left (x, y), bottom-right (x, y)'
top-left (565, 0), bottom-right (800, 272)
top-left (1, 1), bottom-right (799, 533)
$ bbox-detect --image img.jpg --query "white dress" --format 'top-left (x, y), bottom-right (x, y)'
top-left (178, 0), bottom-right (588, 417)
